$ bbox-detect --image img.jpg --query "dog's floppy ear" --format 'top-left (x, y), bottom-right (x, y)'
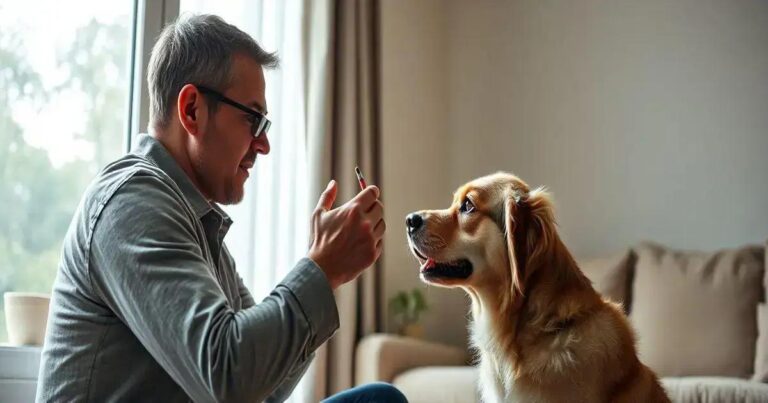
top-left (504, 186), bottom-right (557, 298)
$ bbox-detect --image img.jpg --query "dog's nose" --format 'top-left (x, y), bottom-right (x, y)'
top-left (406, 213), bottom-right (423, 233)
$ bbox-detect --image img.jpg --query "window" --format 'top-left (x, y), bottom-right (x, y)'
top-left (0, 0), bottom-right (136, 342)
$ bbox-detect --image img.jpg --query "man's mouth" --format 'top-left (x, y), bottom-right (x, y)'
top-left (239, 160), bottom-right (255, 175)
top-left (411, 246), bottom-right (473, 280)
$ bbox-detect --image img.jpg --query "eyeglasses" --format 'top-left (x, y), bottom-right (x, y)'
top-left (196, 85), bottom-right (271, 138)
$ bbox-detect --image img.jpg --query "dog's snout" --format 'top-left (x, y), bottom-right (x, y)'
top-left (406, 213), bottom-right (423, 233)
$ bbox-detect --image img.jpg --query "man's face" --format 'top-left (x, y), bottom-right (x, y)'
top-left (194, 54), bottom-right (270, 205)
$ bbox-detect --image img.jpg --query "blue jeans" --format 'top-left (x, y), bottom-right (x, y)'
top-left (321, 382), bottom-right (408, 403)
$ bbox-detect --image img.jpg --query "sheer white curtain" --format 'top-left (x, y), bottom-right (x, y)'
top-left (179, 1), bottom-right (311, 401)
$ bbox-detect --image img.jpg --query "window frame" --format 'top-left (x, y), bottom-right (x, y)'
top-left (129, 0), bottom-right (180, 146)
top-left (0, 0), bottom-right (180, 381)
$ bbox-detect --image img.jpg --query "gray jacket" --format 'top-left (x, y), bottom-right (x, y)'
top-left (36, 133), bottom-right (339, 402)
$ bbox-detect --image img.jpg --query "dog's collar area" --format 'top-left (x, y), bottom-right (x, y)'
top-left (422, 258), bottom-right (473, 279)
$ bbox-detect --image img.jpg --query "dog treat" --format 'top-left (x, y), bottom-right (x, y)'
top-left (355, 166), bottom-right (367, 190)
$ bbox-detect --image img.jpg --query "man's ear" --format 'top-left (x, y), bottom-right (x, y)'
top-left (177, 84), bottom-right (208, 137)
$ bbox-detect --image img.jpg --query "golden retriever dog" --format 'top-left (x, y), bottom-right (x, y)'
top-left (406, 172), bottom-right (669, 403)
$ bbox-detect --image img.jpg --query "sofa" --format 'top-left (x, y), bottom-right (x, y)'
top-left (356, 241), bottom-right (768, 402)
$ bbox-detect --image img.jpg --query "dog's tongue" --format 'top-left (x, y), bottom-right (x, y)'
top-left (424, 258), bottom-right (436, 269)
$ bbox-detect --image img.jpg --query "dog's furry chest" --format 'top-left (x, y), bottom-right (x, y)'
top-left (470, 314), bottom-right (521, 402)
top-left (469, 312), bottom-right (603, 403)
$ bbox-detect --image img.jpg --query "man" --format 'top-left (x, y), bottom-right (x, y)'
top-left (37, 14), bottom-right (406, 403)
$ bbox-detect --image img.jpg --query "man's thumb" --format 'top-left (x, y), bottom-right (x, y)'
top-left (316, 180), bottom-right (337, 211)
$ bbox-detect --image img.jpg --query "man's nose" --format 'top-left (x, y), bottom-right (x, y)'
top-left (405, 213), bottom-right (423, 233)
top-left (252, 134), bottom-right (270, 155)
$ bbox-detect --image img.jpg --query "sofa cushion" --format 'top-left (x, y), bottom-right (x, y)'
top-left (577, 249), bottom-right (635, 312)
top-left (662, 377), bottom-right (768, 403)
top-left (393, 366), bottom-right (479, 403)
top-left (631, 242), bottom-right (764, 378)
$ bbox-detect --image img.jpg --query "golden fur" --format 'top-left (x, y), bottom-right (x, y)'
top-left (406, 172), bottom-right (669, 403)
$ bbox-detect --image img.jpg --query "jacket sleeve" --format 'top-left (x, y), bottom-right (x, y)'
top-left (89, 173), bottom-right (339, 403)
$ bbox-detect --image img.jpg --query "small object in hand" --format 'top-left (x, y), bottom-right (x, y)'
top-left (355, 166), bottom-right (367, 190)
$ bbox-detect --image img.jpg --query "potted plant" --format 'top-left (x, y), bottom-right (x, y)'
top-left (388, 288), bottom-right (428, 339)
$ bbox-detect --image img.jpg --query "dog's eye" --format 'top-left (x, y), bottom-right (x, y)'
top-left (460, 197), bottom-right (475, 214)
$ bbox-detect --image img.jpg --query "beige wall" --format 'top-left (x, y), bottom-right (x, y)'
top-left (380, 0), bottom-right (768, 347)
top-left (380, 0), bottom-right (470, 347)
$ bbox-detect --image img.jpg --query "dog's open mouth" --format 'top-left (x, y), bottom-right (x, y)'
top-left (422, 258), bottom-right (473, 279)
top-left (410, 245), bottom-right (473, 280)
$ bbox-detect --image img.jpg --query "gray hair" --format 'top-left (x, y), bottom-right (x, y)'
top-left (147, 14), bottom-right (279, 129)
